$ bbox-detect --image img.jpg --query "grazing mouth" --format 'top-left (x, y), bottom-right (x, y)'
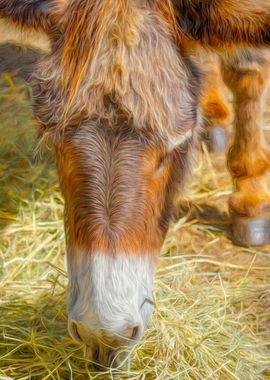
top-left (85, 343), bottom-right (130, 369)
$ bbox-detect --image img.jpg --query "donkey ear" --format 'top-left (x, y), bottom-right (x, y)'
top-left (174, 0), bottom-right (270, 48)
top-left (0, 0), bottom-right (66, 33)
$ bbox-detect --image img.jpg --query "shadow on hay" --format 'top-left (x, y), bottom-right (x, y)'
top-left (175, 199), bottom-right (233, 239)
top-left (0, 43), bottom-right (57, 231)
top-left (0, 43), bottom-right (41, 81)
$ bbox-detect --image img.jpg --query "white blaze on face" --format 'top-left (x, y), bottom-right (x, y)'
top-left (67, 250), bottom-right (156, 345)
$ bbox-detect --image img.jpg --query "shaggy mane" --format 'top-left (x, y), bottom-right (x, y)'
top-left (33, 0), bottom-right (199, 148)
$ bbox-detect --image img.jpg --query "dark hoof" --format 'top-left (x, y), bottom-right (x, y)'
top-left (232, 216), bottom-right (270, 246)
top-left (206, 126), bottom-right (229, 153)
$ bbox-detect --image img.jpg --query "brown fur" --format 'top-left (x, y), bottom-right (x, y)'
top-left (57, 122), bottom-right (191, 255)
top-left (32, 1), bottom-right (199, 258)
top-left (33, 0), bottom-right (199, 146)
top-left (1, 0), bottom-right (270, 253)
top-left (175, 0), bottom-right (270, 47)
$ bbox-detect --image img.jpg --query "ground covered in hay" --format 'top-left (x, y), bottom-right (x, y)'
top-left (0, 76), bottom-right (270, 380)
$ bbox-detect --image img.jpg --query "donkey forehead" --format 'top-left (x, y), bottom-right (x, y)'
top-left (58, 121), bottom-right (171, 211)
top-left (60, 122), bottom-right (165, 171)
top-left (57, 122), bottom-right (176, 251)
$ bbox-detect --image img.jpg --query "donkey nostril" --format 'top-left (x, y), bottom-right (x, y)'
top-left (68, 320), bottom-right (84, 344)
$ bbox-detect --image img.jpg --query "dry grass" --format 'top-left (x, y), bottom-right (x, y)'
top-left (0, 76), bottom-right (270, 380)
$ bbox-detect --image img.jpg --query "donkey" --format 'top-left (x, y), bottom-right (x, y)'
top-left (1, 0), bottom-right (270, 368)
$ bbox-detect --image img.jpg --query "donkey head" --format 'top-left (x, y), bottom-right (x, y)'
top-left (31, 0), bottom-right (199, 366)
top-left (57, 119), bottom-right (194, 367)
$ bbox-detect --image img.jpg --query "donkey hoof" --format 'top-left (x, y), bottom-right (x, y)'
top-left (232, 216), bottom-right (270, 246)
top-left (206, 126), bottom-right (229, 153)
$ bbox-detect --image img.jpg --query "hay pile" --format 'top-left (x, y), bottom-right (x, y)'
top-left (0, 76), bottom-right (269, 380)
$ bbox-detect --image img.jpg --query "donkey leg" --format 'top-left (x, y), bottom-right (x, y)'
top-left (200, 51), bottom-right (233, 152)
top-left (222, 50), bottom-right (270, 245)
